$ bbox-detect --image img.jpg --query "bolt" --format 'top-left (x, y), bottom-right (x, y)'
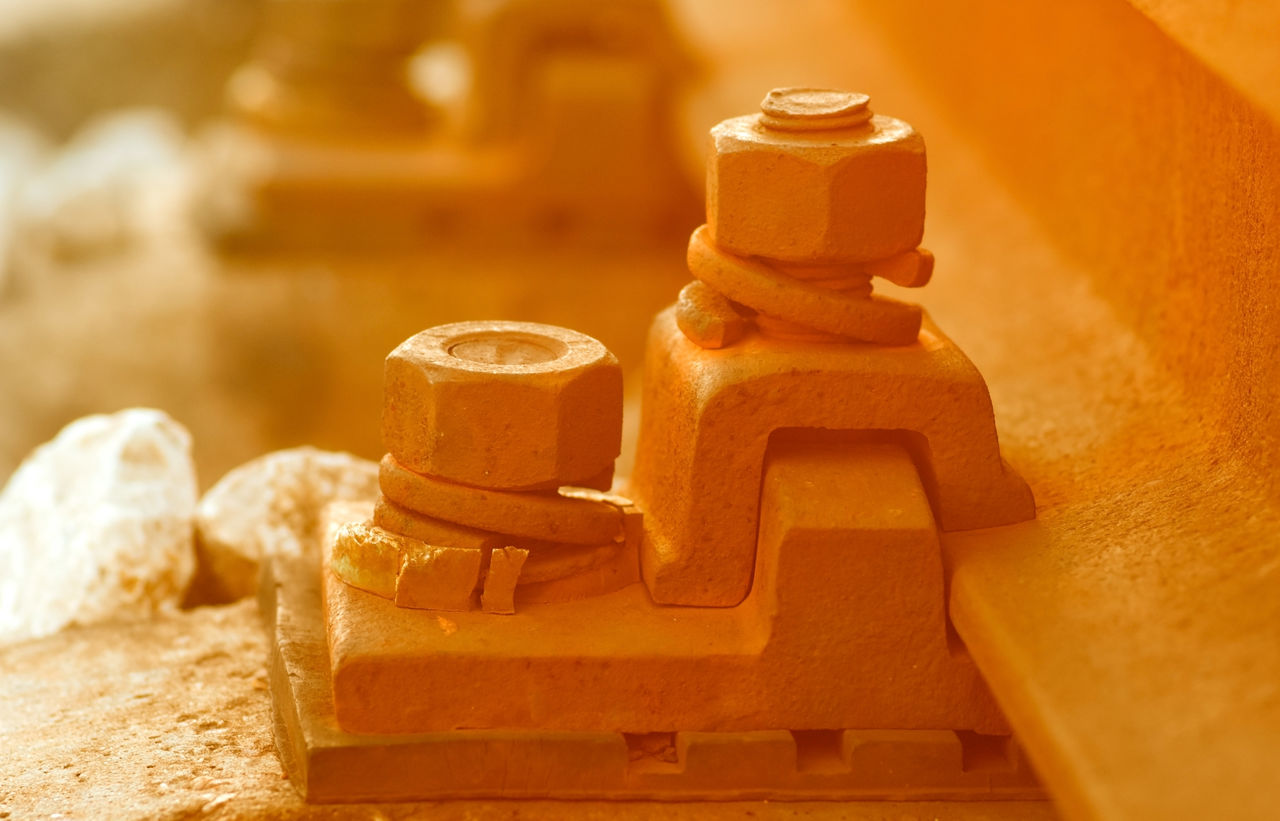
top-left (758, 88), bottom-right (874, 132)
top-left (382, 321), bottom-right (623, 491)
top-left (690, 87), bottom-right (931, 345)
top-left (352, 321), bottom-right (632, 613)
top-left (228, 0), bottom-right (439, 135)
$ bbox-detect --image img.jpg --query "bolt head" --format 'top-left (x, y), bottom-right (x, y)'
top-left (707, 89), bottom-right (926, 264)
top-left (382, 321), bottom-right (623, 490)
top-left (759, 88), bottom-right (873, 131)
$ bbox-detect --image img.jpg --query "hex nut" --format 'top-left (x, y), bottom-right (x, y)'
top-left (707, 89), bottom-right (926, 264)
top-left (382, 321), bottom-right (623, 491)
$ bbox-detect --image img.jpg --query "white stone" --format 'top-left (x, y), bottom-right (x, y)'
top-left (0, 408), bottom-right (197, 645)
top-left (194, 447), bottom-right (378, 602)
top-left (13, 108), bottom-right (191, 264)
